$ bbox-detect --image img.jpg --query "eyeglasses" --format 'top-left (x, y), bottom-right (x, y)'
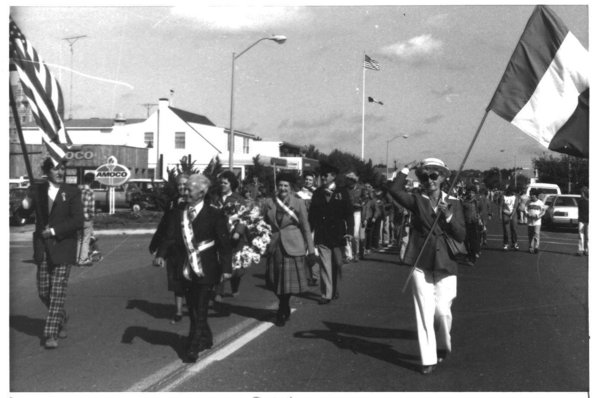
top-left (418, 172), bottom-right (440, 182)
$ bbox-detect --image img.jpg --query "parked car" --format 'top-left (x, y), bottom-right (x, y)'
top-left (9, 186), bottom-right (34, 226)
top-left (525, 183), bottom-right (561, 202)
top-left (542, 194), bottom-right (580, 228)
top-left (92, 179), bottom-right (165, 212)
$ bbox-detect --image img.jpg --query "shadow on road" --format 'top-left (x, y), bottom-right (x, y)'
top-left (293, 321), bottom-right (421, 373)
top-left (125, 299), bottom-right (174, 320)
top-left (121, 326), bottom-right (187, 360)
top-left (211, 302), bottom-right (275, 323)
top-left (10, 315), bottom-right (45, 340)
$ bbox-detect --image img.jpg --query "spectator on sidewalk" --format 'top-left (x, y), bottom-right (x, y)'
top-left (387, 158), bottom-right (466, 375)
top-left (360, 188), bottom-right (376, 258)
top-left (499, 186), bottom-right (520, 251)
top-left (577, 186), bottom-right (589, 256)
top-left (525, 189), bottom-right (546, 254)
top-left (150, 173), bottom-right (189, 324)
top-left (20, 157), bottom-right (84, 349)
top-left (461, 185), bottom-right (482, 265)
top-left (518, 189), bottom-right (529, 224)
top-left (77, 173), bottom-right (95, 266)
top-left (345, 171), bottom-right (363, 262)
top-left (309, 162), bottom-right (354, 305)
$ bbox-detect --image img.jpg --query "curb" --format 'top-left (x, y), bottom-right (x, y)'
top-left (9, 228), bottom-right (156, 243)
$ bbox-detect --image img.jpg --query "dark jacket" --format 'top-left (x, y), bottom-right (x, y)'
top-left (309, 185), bottom-right (354, 248)
top-left (387, 172), bottom-right (466, 276)
top-left (156, 200), bottom-right (232, 285)
top-left (24, 181), bottom-right (84, 266)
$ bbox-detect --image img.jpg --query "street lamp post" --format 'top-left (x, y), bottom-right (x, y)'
top-left (385, 134), bottom-right (407, 179)
top-left (228, 35), bottom-right (286, 171)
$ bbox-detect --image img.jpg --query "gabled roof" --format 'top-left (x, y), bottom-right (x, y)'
top-left (170, 106), bottom-right (215, 126)
top-left (21, 118), bottom-right (145, 129)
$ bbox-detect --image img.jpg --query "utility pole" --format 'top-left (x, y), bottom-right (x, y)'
top-left (62, 35), bottom-right (87, 120)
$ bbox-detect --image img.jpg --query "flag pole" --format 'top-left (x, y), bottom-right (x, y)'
top-left (361, 51), bottom-right (366, 161)
top-left (399, 110), bottom-right (490, 293)
top-left (9, 84), bottom-right (35, 182)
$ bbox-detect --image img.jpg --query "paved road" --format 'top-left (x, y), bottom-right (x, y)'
top-left (8, 220), bottom-right (589, 393)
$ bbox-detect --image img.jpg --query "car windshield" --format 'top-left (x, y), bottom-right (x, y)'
top-left (554, 197), bottom-right (578, 207)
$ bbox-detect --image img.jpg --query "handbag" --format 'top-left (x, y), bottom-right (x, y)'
top-left (443, 233), bottom-right (468, 261)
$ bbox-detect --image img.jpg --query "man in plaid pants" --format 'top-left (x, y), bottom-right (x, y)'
top-left (21, 158), bottom-right (83, 349)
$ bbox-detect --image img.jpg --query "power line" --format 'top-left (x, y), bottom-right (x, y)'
top-left (62, 35), bottom-right (87, 120)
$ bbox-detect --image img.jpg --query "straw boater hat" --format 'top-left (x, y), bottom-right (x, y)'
top-left (415, 158), bottom-right (450, 178)
top-left (345, 172), bottom-right (359, 181)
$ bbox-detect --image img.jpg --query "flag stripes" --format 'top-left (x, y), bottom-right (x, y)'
top-left (487, 6), bottom-right (588, 158)
top-left (364, 54), bottom-right (380, 71)
top-left (9, 17), bottom-right (72, 164)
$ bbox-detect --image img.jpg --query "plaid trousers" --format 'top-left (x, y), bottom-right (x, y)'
top-left (37, 262), bottom-right (72, 338)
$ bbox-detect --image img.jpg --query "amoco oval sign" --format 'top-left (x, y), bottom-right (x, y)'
top-left (95, 156), bottom-right (131, 187)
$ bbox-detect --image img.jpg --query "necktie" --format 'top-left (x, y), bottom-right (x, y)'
top-left (188, 206), bottom-right (196, 221)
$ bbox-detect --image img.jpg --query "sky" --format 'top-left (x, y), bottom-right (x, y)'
top-left (7, 2), bottom-right (592, 172)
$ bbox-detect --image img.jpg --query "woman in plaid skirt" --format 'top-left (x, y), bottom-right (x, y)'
top-left (262, 172), bottom-right (318, 326)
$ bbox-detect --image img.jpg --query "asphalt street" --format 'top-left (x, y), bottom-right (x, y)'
top-left (8, 218), bottom-right (590, 394)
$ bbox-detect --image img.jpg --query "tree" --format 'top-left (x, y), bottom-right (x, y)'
top-left (532, 154), bottom-right (588, 193)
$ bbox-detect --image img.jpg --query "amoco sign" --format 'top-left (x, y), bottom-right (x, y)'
top-left (95, 156), bottom-right (131, 187)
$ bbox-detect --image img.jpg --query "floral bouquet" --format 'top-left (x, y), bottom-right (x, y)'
top-left (224, 201), bottom-right (272, 270)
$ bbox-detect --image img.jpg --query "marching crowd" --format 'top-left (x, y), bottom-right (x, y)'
top-left (18, 155), bottom-right (589, 376)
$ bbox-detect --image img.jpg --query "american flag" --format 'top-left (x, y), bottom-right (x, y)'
top-left (9, 16), bottom-right (72, 165)
top-left (364, 54), bottom-right (381, 71)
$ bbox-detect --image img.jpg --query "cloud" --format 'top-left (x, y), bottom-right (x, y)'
top-left (380, 34), bottom-right (443, 61)
top-left (431, 85), bottom-right (459, 102)
top-left (278, 111), bottom-right (344, 129)
top-left (170, 6), bottom-right (308, 31)
top-left (426, 13), bottom-right (449, 28)
top-left (424, 114), bottom-right (444, 124)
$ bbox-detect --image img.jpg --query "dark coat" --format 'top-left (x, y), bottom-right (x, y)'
top-left (24, 181), bottom-right (84, 266)
top-left (387, 173), bottom-right (466, 276)
top-left (156, 200), bottom-right (233, 285)
top-left (309, 185), bottom-right (354, 248)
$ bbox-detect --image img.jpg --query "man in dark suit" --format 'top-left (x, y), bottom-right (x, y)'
top-left (21, 157), bottom-right (84, 349)
top-left (154, 174), bottom-right (232, 362)
top-left (308, 163), bottom-right (354, 305)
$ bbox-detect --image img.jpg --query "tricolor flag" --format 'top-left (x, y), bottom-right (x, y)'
top-left (368, 96), bottom-right (384, 105)
top-left (364, 54), bottom-right (381, 71)
top-left (9, 16), bottom-right (72, 165)
top-left (487, 5), bottom-right (589, 158)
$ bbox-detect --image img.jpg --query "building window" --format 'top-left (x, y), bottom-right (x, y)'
top-left (243, 137), bottom-right (250, 154)
top-left (175, 132), bottom-right (185, 149)
top-left (144, 132), bottom-right (154, 148)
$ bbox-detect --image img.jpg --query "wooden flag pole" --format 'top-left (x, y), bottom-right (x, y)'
top-left (400, 110), bottom-right (490, 293)
top-left (9, 84), bottom-right (34, 182)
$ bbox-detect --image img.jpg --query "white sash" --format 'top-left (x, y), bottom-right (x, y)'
top-left (181, 208), bottom-right (214, 280)
top-left (276, 197), bottom-right (299, 224)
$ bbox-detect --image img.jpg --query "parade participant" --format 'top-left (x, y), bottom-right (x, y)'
top-left (387, 158), bottom-right (466, 374)
top-left (154, 174), bottom-right (232, 363)
top-left (461, 185), bottom-right (481, 265)
top-left (213, 171), bottom-right (246, 300)
top-left (77, 172), bottom-right (95, 266)
top-left (150, 173), bottom-right (189, 324)
top-left (525, 189), bottom-right (546, 254)
top-left (262, 172), bottom-right (317, 326)
top-left (499, 186), bottom-right (519, 251)
top-left (518, 189), bottom-right (529, 224)
top-left (246, 175), bottom-right (262, 201)
top-left (371, 188), bottom-right (386, 250)
top-left (20, 157), bottom-right (84, 349)
top-left (360, 188), bottom-right (376, 258)
top-left (475, 184), bottom-right (492, 248)
top-left (345, 172), bottom-right (363, 262)
top-left (309, 162), bottom-right (354, 304)
top-left (577, 186), bottom-right (589, 256)
top-left (296, 171), bottom-right (319, 286)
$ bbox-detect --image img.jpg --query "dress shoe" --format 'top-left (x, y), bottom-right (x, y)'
top-left (45, 337), bottom-right (58, 349)
top-left (437, 350), bottom-right (449, 363)
top-left (275, 312), bottom-right (286, 327)
top-left (185, 350), bottom-right (199, 363)
top-left (333, 292), bottom-right (340, 300)
top-left (317, 298), bottom-right (331, 305)
top-left (421, 365), bottom-right (436, 375)
top-left (58, 315), bottom-right (68, 339)
top-left (170, 314), bottom-right (183, 324)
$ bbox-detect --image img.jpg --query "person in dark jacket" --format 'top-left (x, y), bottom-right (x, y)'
top-left (20, 157), bottom-right (84, 349)
top-left (461, 185), bottom-right (482, 265)
top-left (387, 158), bottom-right (466, 375)
top-left (308, 163), bottom-right (354, 305)
top-left (154, 174), bottom-right (232, 363)
top-left (577, 186), bottom-right (589, 256)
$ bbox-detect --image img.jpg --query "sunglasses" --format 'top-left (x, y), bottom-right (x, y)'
top-left (418, 172), bottom-right (440, 182)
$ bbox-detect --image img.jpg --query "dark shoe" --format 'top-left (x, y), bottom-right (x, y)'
top-left (185, 349), bottom-right (199, 363)
top-left (534, 248), bottom-right (539, 254)
top-left (333, 292), bottom-right (340, 300)
top-left (421, 365), bottom-right (436, 375)
top-left (437, 350), bottom-right (449, 363)
top-left (275, 312), bottom-right (286, 327)
top-left (58, 314), bottom-right (68, 339)
top-left (317, 298), bottom-right (331, 305)
top-left (45, 337), bottom-right (58, 349)
top-left (170, 314), bottom-right (183, 324)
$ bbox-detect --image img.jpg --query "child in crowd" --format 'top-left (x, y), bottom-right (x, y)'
top-left (525, 189), bottom-right (546, 254)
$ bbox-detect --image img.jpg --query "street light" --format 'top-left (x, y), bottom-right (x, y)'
top-left (228, 35), bottom-right (287, 171)
top-left (386, 134), bottom-right (408, 179)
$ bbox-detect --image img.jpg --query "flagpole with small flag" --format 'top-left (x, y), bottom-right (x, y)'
top-left (396, 5), bottom-right (588, 293)
top-left (362, 52), bottom-right (381, 160)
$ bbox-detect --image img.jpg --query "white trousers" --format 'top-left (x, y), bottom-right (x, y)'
top-left (411, 268), bottom-right (457, 366)
top-left (345, 211), bottom-right (362, 259)
top-left (578, 222), bottom-right (589, 253)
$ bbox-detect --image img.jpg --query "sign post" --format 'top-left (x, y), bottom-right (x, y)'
top-left (94, 156), bottom-right (131, 215)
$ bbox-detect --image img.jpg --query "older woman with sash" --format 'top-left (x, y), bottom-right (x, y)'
top-left (262, 173), bottom-right (317, 326)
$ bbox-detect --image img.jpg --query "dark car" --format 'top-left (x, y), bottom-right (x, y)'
top-left (9, 187), bottom-right (34, 226)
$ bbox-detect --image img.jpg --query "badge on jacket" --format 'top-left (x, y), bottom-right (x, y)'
top-left (61, 192), bottom-right (67, 202)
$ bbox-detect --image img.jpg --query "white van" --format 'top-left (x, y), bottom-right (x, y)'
top-left (525, 183), bottom-right (561, 200)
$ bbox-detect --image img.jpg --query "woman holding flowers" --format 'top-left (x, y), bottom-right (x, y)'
top-left (262, 172), bottom-right (318, 326)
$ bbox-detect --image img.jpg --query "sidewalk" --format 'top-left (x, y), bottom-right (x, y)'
top-left (9, 224), bottom-right (156, 242)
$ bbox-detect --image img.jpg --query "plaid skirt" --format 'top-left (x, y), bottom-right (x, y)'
top-left (266, 243), bottom-right (307, 295)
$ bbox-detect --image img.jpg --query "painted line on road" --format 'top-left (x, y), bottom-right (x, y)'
top-left (127, 304), bottom-right (286, 392)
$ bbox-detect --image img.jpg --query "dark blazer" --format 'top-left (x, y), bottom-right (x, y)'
top-left (263, 195), bottom-right (315, 257)
top-left (387, 173), bottom-right (466, 275)
top-left (309, 185), bottom-right (354, 248)
top-left (157, 200), bottom-right (232, 285)
top-left (24, 181), bottom-right (84, 265)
